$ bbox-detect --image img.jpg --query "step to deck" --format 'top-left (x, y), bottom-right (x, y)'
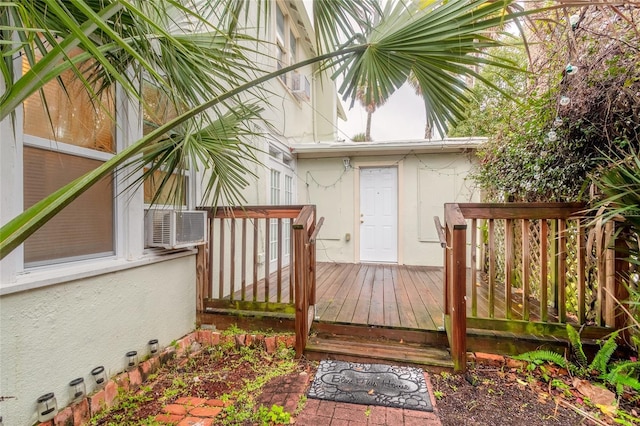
top-left (312, 321), bottom-right (449, 347)
top-left (305, 335), bottom-right (454, 372)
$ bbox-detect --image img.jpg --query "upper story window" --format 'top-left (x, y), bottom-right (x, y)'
top-left (274, 3), bottom-right (299, 86)
top-left (22, 50), bottom-right (116, 267)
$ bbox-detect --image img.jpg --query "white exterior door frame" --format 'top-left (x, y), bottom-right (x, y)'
top-left (354, 160), bottom-right (404, 264)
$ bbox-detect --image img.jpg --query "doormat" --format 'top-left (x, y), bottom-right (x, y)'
top-left (307, 360), bottom-right (433, 412)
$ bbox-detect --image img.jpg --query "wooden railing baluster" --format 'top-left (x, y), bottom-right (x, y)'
top-left (289, 219), bottom-right (294, 304)
top-left (265, 218), bottom-right (270, 303)
top-left (558, 218), bottom-right (567, 323)
top-left (605, 221), bottom-right (615, 326)
top-left (230, 218), bottom-right (236, 301)
top-left (219, 218), bottom-right (225, 300)
top-left (471, 218), bottom-right (478, 317)
top-left (550, 219), bottom-right (558, 310)
top-left (253, 219), bottom-right (258, 302)
top-left (577, 219), bottom-right (586, 324)
top-left (522, 219), bottom-right (530, 321)
top-left (241, 218), bottom-right (247, 301)
top-left (488, 219), bottom-right (495, 319)
top-left (505, 218), bottom-right (514, 320)
top-left (540, 219), bottom-right (548, 322)
top-left (277, 218), bottom-right (283, 303)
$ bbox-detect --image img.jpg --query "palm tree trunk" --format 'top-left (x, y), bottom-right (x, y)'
top-left (365, 110), bottom-right (372, 141)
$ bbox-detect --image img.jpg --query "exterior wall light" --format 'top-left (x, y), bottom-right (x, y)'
top-left (148, 339), bottom-right (159, 356)
top-left (36, 393), bottom-right (57, 422)
top-left (69, 378), bottom-right (86, 402)
top-left (126, 351), bottom-right (138, 370)
top-left (342, 157), bottom-right (351, 170)
top-left (91, 366), bottom-right (107, 386)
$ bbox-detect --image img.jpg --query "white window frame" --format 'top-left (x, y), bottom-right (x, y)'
top-left (266, 143), bottom-right (296, 267)
top-left (0, 65), bottom-right (196, 295)
top-left (274, 2), bottom-right (300, 89)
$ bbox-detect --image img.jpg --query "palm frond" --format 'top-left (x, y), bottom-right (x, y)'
top-left (332, 0), bottom-right (530, 136)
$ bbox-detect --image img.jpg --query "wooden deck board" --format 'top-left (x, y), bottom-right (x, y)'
top-left (351, 265), bottom-right (375, 325)
top-left (392, 265), bottom-right (420, 329)
top-left (334, 264), bottom-right (366, 323)
top-left (383, 266), bottom-right (401, 327)
top-left (223, 262), bottom-right (570, 332)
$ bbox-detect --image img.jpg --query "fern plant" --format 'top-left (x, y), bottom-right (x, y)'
top-left (566, 323), bottom-right (588, 369)
top-left (589, 330), bottom-right (620, 376)
top-left (514, 325), bottom-right (640, 394)
top-left (513, 350), bottom-right (567, 368)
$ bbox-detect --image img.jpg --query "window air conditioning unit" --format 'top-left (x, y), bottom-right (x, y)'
top-left (290, 73), bottom-right (311, 101)
top-left (145, 209), bottom-right (207, 249)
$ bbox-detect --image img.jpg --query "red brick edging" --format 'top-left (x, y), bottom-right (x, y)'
top-left (38, 330), bottom-right (296, 426)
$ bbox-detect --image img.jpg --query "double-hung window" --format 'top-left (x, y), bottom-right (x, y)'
top-left (274, 3), bottom-right (299, 87)
top-left (22, 52), bottom-right (116, 267)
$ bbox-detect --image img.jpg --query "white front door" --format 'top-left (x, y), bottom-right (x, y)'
top-left (360, 167), bottom-right (398, 263)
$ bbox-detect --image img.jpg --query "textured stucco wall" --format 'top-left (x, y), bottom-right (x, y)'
top-left (0, 255), bottom-right (196, 425)
top-left (297, 152), bottom-right (479, 266)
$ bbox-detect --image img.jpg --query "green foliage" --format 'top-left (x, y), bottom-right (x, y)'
top-left (449, 44), bottom-right (528, 138)
top-left (351, 132), bottom-right (368, 142)
top-left (1, 0), bottom-right (533, 259)
top-left (513, 350), bottom-right (567, 368)
top-left (90, 386), bottom-right (154, 425)
top-left (516, 325), bottom-right (640, 396)
top-left (256, 404), bottom-right (291, 425)
top-left (466, 6), bottom-right (640, 202)
top-left (589, 331), bottom-right (620, 376)
top-left (566, 324), bottom-right (588, 369)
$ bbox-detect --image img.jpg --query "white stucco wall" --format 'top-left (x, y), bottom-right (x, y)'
top-left (297, 149), bottom-right (480, 266)
top-left (0, 255), bottom-right (196, 426)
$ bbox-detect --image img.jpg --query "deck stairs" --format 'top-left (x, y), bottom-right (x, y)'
top-left (304, 321), bottom-right (454, 372)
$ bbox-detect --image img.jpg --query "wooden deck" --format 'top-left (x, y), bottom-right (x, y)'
top-left (227, 262), bottom-right (570, 330)
top-left (314, 263), bottom-right (445, 330)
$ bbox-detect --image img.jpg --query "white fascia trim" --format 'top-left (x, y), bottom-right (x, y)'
top-left (290, 137), bottom-right (487, 158)
top-left (0, 249), bottom-right (196, 296)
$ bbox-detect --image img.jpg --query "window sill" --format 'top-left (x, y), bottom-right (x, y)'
top-left (0, 249), bottom-right (197, 296)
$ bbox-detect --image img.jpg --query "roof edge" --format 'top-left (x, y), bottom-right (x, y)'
top-left (291, 137), bottom-right (486, 158)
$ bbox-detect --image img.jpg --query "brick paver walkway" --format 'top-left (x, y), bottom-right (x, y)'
top-left (154, 370), bottom-right (441, 425)
top-left (256, 370), bottom-right (442, 426)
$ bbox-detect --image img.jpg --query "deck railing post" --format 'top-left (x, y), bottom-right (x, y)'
top-left (195, 213), bottom-right (212, 327)
top-left (293, 226), bottom-right (305, 357)
top-left (451, 225), bottom-right (467, 373)
top-left (445, 203), bottom-right (467, 373)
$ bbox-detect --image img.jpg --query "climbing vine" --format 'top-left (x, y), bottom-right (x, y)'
top-left (452, 4), bottom-right (640, 202)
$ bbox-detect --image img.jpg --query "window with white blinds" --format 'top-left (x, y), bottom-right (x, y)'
top-left (22, 52), bottom-right (116, 266)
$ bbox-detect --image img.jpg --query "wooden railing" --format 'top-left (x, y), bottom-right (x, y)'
top-left (437, 203), bottom-right (629, 372)
top-left (195, 205), bottom-right (322, 357)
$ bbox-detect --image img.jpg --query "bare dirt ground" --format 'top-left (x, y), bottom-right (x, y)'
top-left (432, 364), bottom-right (639, 426)
top-left (91, 343), bottom-right (639, 425)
